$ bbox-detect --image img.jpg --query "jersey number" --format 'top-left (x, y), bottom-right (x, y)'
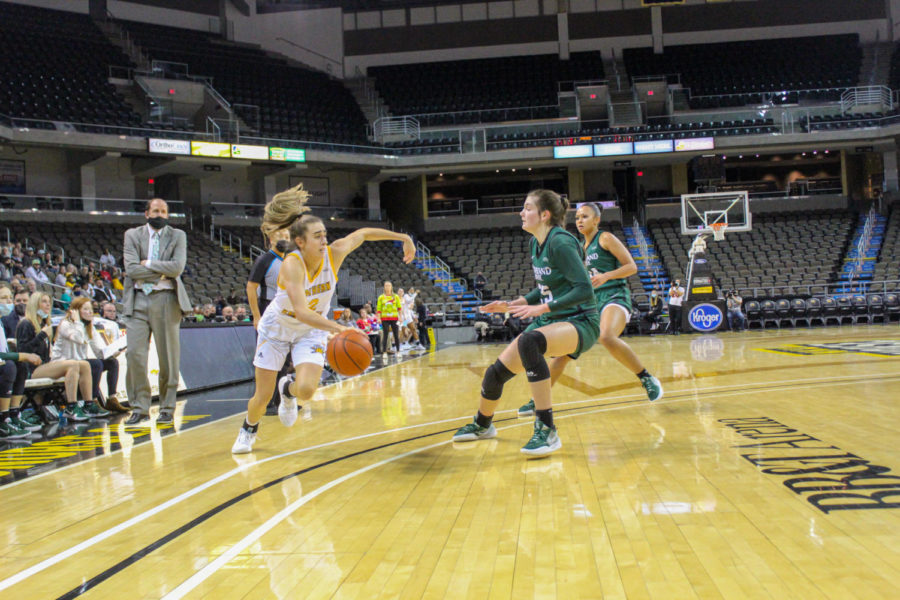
top-left (539, 285), bottom-right (553, 305)
top-left (307, 298), bottom-right (319, 312)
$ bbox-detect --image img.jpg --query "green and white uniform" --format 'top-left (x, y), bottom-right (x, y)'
top-left (584, 230), bottom-right (632, 321)
top-left (522, 226), bottom-right (600, 359)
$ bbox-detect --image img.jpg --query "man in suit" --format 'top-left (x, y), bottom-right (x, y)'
top-left (122, 198), bottom-right (192, 425)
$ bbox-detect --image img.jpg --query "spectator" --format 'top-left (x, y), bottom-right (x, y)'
top-left (59, 287), bottom-right (72, 310)
top-left (415, 296), bottom-right (430, 349)
top-left (473, 271), bottom-right (487, 294)
top-left (214, 294), bottom-right (226, 315)
top-left (337, 308), bottom-right (354, 328)
top-left (667, 279), bottom-right (684, 334)
top-left (647, 289), bottom-right (663, 331)
top-left (234, 305), bottom-right (250, 322)
top-left (25, 278), bottom-right (37, 295)
top-left (0, 256), bottom-right (12, 281)
top-left (100, 301), bottom-right (123, 327)
top-left (93, 276), bottom-right (115, 303)
top-left (54, 267), bottom-right (67, 287)
top-left (2, 288), bottom-right (28, 338)
top-left (50, 297), bottom-right (114, 417)
top-left (202, 303), bottom-right (216, 320)
top-left (99, 248), bottom-right (116, 269)
top-left (0, 299), bottom-right (43, 438)
top-left (110, 267), bottom-right (124, 292)
top-left (376, 281), bottom-right (402, 355)
top-left (726, 290), bottom-right (746, 331)
top-left (76, 265), bottom-right (91, 287)
top-left (226, 289), bottom-right (240, 306)
top-left (16, 292), bottom-right (94, 421)
top-left (473, 313), bottom-right (489, 342)
top-left (220, 305), bottom-right (235, 322)
top-left (356, 307), bottom-right (380, 353)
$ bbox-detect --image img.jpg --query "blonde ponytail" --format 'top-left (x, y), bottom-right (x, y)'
top-left (261, 183), bottom-right (311, 239)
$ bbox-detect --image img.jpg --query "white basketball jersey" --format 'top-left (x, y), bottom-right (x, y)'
top-left (263, 246), bottom-right (338, 333)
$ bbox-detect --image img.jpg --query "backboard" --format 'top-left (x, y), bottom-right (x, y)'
top-left (680, 191), bottom-right (751, 236)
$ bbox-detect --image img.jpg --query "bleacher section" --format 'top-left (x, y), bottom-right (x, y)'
top-left (625, 35), bottom-right (861, 109)
top-left (873, 204), bottom-right (900, 283)
top-left (650, 211), bottom-right (855, 299)
top-left (0, 1), bottom-right (141, 130)
top-left (422, 221), bottom-right (647, 308)
top-left (5, 222), bottom-right (248, 304)
top-left (118, 20), bottom-right (368, 145)
top-left (224, 226), bottom-right (452, 307)
top-left (370, 52), bottom-right (604, 127)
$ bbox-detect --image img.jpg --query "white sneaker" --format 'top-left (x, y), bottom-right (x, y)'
top-left (278, 375), bottom-right (299, 427)
top-left (231, 427), bottom-right (257, 454)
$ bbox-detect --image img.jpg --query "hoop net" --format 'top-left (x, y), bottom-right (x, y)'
top-left (711, 222), bottom-right (727, 241)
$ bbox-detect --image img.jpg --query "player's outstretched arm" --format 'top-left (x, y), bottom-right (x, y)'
top-left (330, 228), bottom-right (415, 271)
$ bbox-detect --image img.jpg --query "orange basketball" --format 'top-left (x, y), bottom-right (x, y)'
top-left (327, 329), bottom-right (373, 376)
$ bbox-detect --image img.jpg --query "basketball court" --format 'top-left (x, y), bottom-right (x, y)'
top-left (1, 325), bottom-right (898, 599)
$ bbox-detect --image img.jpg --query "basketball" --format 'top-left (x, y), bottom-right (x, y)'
top-left (326, 329), bottom-right (373, 376)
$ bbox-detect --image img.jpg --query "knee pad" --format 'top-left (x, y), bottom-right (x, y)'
top-left (481, 359), bottom-right (515, 401)
top-left (517, 330), bottom-right (550, 382)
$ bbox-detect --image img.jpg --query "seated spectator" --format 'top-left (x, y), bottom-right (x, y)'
top-left (220, 305), bottom-right (236, 322)
top-left (76, 265), bottom-right (91, 287)
top-left (25, 278), bottom-right (37, 295)
top-left (1, 255), bottom-right (12, 281)
top-left (726, 290), bottom-right (746, 331)
top-left (226, 289), bottom-right (241, 306)
top-left (202, 303), bottom-right (216, 321)
top-left (16, 292), bottom-right (96, 421)
top-left (50, 297), bottom-right (114, 417)
top-left (473, 271), bottom-right (487, 294)
top-left (1, 318), bottom-right (43, 438)
top-left (100, 301), bottom-right (123, 328)
top-left (646, 289), bottom-right (663, 331)
top-left (93, 276), bottom-right (115, 303)
top-left (107, 267), bottom-right (123, 292)
top-left (473, 313), bottom-right (489, 342)
top-left (356, 307), bottom-right (380, 353)
top-left (99, 248), bottom-right (116, 269)
top-left (234, 304), bottom-right (251, 322)
top-left (2, 286), bottom-right (27, 338)
top-left (337, 308), bottom-right (355, 328)
top-left (92, 307), bottom-right (129, 413)
top-left (214, 294), bottom-right (226, 314)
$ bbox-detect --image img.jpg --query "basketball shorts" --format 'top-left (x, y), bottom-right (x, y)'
top-left (595, 286), bottom-right (632, 322)
top-left (254, 322), bottom-right (328, 371)
top-left (524, 309), bottom-right (600, 360)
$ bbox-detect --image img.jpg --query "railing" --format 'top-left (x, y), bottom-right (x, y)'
top-left (631, 217), bottom-right (663, 290)
top-left (275, 36), bottom-right (343, 77)
top-left (209, 225), bottom-right (247, 261)
top-left (0, 194), bottom-right (186, 216)
top-left (413, 240), bottom-right (477, 299)
top-left (840, 85), bottom-right (893, 113)
top-left (736, 280), bottom-right (900, 298)
top-left (373, 116), bottom-right (420, 142)
top-left (846, 207), bottom-right (878, 287)
top-left (209, 202), bottom-right (385, 222)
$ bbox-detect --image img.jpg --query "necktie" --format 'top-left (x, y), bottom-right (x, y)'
top-left (141, 232), bottom-right (159, 295)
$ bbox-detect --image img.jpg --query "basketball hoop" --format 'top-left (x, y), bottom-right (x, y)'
top-left (711, 222), bottom-right (727, 241)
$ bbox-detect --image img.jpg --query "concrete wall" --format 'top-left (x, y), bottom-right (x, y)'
top-left (423, 206), bottom-right (622, 232)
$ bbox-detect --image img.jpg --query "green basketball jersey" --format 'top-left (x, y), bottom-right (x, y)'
top-left (526, 226), bottom-right (597, 320)
top-left (583, 230), bottom-right (628, 293)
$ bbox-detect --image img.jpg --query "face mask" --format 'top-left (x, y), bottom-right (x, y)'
top-left (14, 303), bottom-right (26, 317)
top-left (147, 216), bottom-right (169, 229)
top-left (0, 303), bottom-right (12, 316)
top-left (37, 309), bottom-right (49, 319)
top-left (274, 240), bottom-right (290, 253)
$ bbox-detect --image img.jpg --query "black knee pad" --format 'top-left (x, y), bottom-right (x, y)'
top-left (518, 330), bottom-right (550, 382)
top-left (481, 359), bottom-right (515, 401)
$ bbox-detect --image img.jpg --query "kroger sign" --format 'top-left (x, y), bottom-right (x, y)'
top-left (687, 303), bottom-right (723, 332)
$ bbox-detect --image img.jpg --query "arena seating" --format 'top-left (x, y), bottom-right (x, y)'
top-left (624, 35), bottom-right (861, 108)
top-left (649, 210), bottom-right (855, 299)
top-left (5, 222), bottom-right (248, 304)
top-left (801, 111), bottom-right (900, 132)
top-left (421, 220), bottom-right (647, 307)
top-left (118, 20), bottom-right (368, 145)
top-left (223, 226), bottom-right (452, 306)
top-left (873, 203), bottom-right (900, 285)
top-left (370, 52), bottom-right (604, 126)
top-left (0, 1), bottom-right (142, 129)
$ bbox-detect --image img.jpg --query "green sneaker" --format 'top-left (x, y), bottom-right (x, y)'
top-left (21, 409), bottom-right (43, 426)
top-left (63, 405), bottom-right (89, 422)
top-left (0, 418), bottom-right (29, 440)
top-left (84, 402), bottom-right (112, 418)
top-left (640, 374), bottom-right (663, 402)
top-left (9, 415), bottom-right (41, 432)
top-left (521, 420), bottom-right (561, 457)
top-left (517, 398), bottom-right (535, 417)
top-left (452, 418), bottom-right (497, 442)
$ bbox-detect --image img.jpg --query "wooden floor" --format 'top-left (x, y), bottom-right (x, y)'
top-left (2, 326), bottom-right (900, 599)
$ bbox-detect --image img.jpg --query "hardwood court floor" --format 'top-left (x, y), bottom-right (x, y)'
top-left (2, 326), bottom-right (899, 599)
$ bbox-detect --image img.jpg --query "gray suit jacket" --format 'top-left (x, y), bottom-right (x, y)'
top-left (121, 225), bottom-right (192, 317)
